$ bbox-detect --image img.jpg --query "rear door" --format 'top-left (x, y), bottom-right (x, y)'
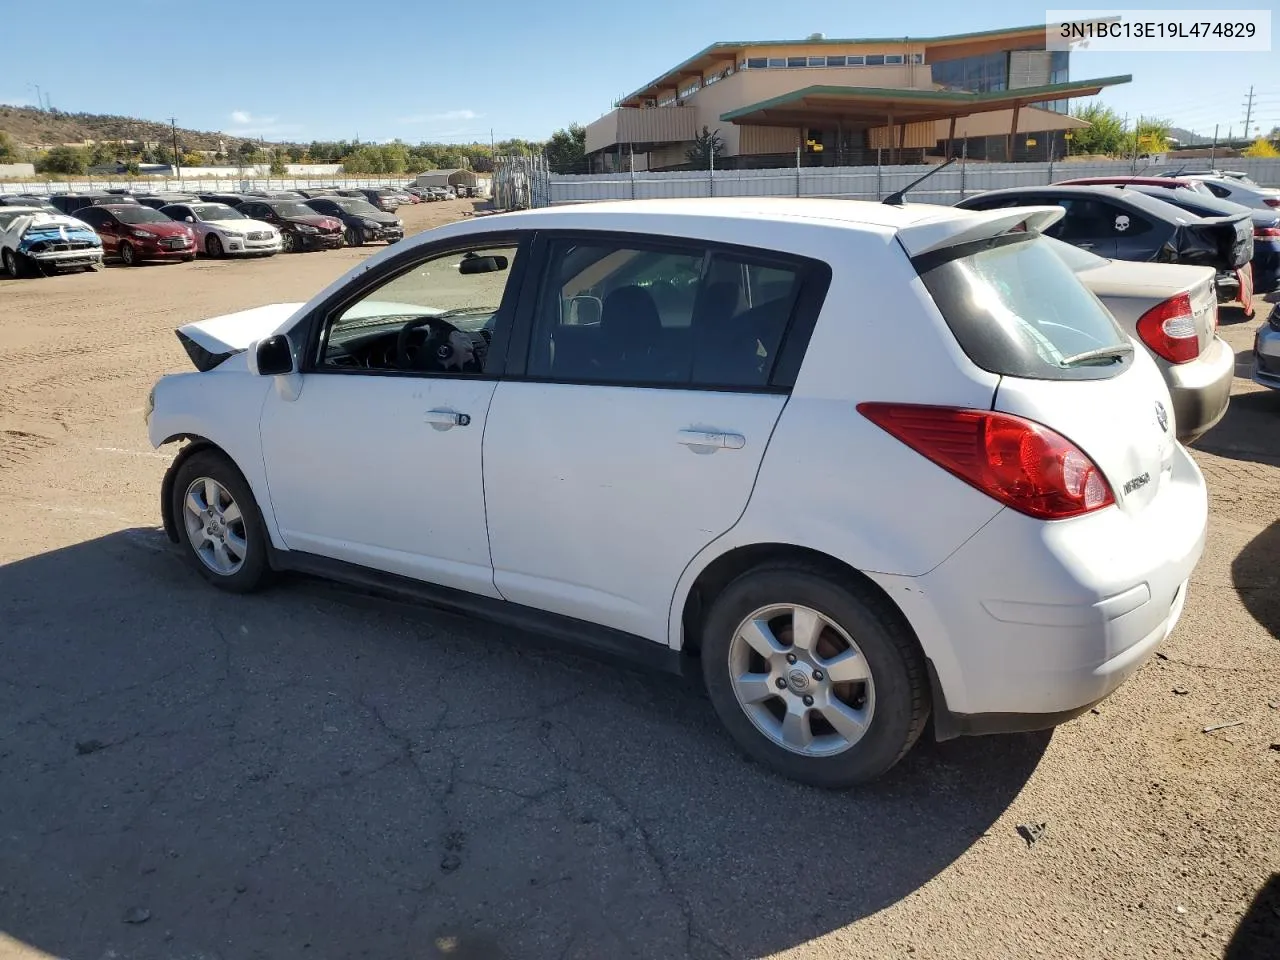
top-left (78, 208), bottom-right (117, 255)
top-left (482, 232), bottom-right (829, 643)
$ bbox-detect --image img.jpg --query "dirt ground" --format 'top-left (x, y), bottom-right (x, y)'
top-left (0, 198), bottom-right (1277, 960)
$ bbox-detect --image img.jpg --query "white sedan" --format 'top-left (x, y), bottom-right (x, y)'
top-left (1181, 174), bottom-right (1280, 211)
top-left (158, 201), bottom-right (281, 258)
top-left (146, 198), bottom-right (1208, 787)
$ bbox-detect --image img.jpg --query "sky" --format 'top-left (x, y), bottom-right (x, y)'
top-left (1, 0), bottom-right (1277, 144)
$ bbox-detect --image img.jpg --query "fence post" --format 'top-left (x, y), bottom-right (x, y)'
top-left (630, 148), bottom-right (635, 201)
top-left (709, 146), bottom-right (714, 198)
top-left (876, 149), bottom-right (882, 200)
top-left (795, 145), bottom-right (801, 198)
top-left (959, 140), bottom-right (968, 200)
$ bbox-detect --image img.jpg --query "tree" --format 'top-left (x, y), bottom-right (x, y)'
top-left (36, 145), bottom-right (88, 174)
top-left (286, 145), bottom-right (305, 163)
top-left (269, 150), bottom-right (287, 176)
top-left (545, 123), bottom-right (586, 173)
top-left (685, 125), bottom-right (725, 168)
top-left (0, 130), bottom-right (24, 162)
top-left (1123, 117), bottom-right (1172, 156)
top-left (182, 151), bottom-right (204, 167)
top-left (1243, 137), bottom-right (1280, 158)
top-left (1068, 102), bottom-right (1127, 156)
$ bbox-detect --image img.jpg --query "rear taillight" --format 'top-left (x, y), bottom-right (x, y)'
top-left (857, 404), bottom-right (1115, 520)
top-left (1136, 293), bottom-right (1200, 364)
top-left (1255, 225), bottom-right (1280, 238)
top-left (1264, 197), bottom-right (1280, 208)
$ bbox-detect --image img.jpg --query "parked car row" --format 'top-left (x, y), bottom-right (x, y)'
top-left (955, 170), bottom-right (1280, 443)
top-left (0, 186), bottom-right (417, 276)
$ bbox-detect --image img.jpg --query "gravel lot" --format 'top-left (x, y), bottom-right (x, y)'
top-left (0, 198), bottom-right (1277, 960)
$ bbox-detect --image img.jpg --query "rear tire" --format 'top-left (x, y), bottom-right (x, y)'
top-left (2, 248), bottom-right (24, 278)
top-left (171, 449), bottom-right (274, 594)
top-left (700, 561), bottom-right (930, 788)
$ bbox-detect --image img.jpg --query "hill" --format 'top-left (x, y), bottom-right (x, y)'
top-left (0, 104), bottom-right (273, 153)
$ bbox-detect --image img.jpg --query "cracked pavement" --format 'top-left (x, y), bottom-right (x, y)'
top-left (1, 202), bottom-right (1277, 960)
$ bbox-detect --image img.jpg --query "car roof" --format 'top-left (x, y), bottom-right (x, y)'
top-left (432, 197), bottom-right (1067, 259)
top-left (1058, 175), bottom-right (1199, 187)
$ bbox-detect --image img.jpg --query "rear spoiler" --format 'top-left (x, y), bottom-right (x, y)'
top-left (896, 206), bottom-right (1066, 258)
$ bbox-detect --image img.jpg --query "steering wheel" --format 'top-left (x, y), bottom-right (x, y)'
top-left (396, 315), bottom-right (464, 371)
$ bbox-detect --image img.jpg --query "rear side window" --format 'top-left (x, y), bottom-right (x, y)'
top-left (525, 237), bottom-right (809, 388)
top-left (915, 235), bottom-right (1132, 381)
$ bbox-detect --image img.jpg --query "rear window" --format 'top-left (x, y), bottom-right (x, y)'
top-left (915, 235), bottom-right (1132, 381)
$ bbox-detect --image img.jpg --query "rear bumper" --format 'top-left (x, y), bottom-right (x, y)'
top-left (871, 443), bottom-right (1207, 728)
top-left (1165, 335), bottom-right (1234, 442)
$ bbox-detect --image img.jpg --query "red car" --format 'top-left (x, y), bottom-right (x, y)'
top-left (1055, 175), bottom-right (1213, 194)
top-left (75, 204), bottom-right (196, 266)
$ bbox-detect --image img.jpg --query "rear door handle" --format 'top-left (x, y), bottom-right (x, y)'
top-left (677, 429), bottom-right (745, 450)
top-left (425, 409), bottom-right (471, 429)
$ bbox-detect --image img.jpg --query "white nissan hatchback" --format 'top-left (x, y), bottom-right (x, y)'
top-left (147, 199), bottom-right (1208, 787)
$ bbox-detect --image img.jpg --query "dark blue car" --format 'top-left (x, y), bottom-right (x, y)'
top-left (1111, 183), bottom-right (1280, 295)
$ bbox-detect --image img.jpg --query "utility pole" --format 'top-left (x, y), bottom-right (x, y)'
top-left (1210, 123), bottom-right (1219, 165)
top-left (1242, 85), bottom-right (1256, 140)
top-left (170, 117), bottom-right (182, 181)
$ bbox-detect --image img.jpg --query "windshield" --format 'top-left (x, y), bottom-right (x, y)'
top-left (335, 198), bottom-right (383, 217)
top-left (0, 210), bottom-right (23, 229)
top-left (270, 202), bottom-right (317, 219)
top-left (112, 206), bottom-right (172, 224)
top-left (192, 204), bottom-right (244, 220)
top-left (916, 234), bottom-right (1130, 381)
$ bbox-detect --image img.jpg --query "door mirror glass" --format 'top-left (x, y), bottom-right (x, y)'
top-left (565, 295), bottom-right (602, 326)
top-left (255, 335), bottom-right (295, 376)
top-left (185, 216), bottom-right (195, 223)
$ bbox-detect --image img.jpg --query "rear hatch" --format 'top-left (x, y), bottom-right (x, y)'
top-left (1171, 212), bottom-right (1254, 270)
top-left (909, 228), bottom-right (1177, 516)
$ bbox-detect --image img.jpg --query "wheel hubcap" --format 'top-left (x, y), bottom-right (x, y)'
top-left (728, 603), bottom-right (875, 758)
top-left (182, 476), bottom-right (247, 576)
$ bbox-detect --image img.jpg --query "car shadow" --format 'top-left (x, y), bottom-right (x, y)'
top-left (1225, 873), bottom-right (1280, 960)
top-left (1217, 303), bottom-right (1255, 327)
top-left (1190, 389), bottom-right (1280, 467)
top-left (0, 530), bottom-right (1049, 960)
top-left (1230, 518), bottom-right (1280, 639)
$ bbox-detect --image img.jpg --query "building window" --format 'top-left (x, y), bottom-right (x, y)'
top-left (865, 54), bottom-right (885, 66)
top-left (787, 56), bottom-right (807, 67)
top-left (932, 51), bottom-right (1009, 94)
top-left (746, 57), bottom-right (766, 69)
top-left (847, 55), bottom-right (865, 65)
top-left (807, 56), bottom-right (825, 66)
top-left (826, 55), bottom-right (846, 66)
top-left (884, 54), bottom-right (904, 65)
top-left (679, 80), bottom-right (701, 97)
top-left (767, 57), bottom-right (786, 67)
top-left (912, 53), bottom-right (925, 64)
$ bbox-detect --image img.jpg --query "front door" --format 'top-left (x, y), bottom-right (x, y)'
top-left (259, 238), bottom-right (525, 597)
top-left (483, 233), bottom-right (822, 643)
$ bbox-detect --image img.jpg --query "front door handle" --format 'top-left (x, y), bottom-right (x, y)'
top-left (677, 429), bottom-right (745, 451)
top-left (425, 409), bottom-right (471, 430)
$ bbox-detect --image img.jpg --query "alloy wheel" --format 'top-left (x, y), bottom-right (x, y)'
top-left (182, 476), bottom-right (248, 576)
top-left (728, 603), bottom-right (876, 757)
top-left (120, 242), bottom-right (135, 266)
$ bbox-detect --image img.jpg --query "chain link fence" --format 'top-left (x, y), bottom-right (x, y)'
top-left (0, 175), bottom-right (420, 196)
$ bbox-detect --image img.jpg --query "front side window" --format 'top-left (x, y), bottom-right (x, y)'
top-left (319, 245), bottom-right (519, 375)
top-left (526, 238), bottom-right (805, 388)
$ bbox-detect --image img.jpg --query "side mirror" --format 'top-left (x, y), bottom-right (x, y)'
top-left (185, 216), bottom-right (195, 223)
top-left (254, 335), bottom-right (295, 376)
top-left (565, 295), bottom-right (602, 326)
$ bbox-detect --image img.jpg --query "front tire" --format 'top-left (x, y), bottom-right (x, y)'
top-left (172, 449), bottom-right (273, 593)
top-left (280, 230), bottom-right (297, 253)
top-left (119, 241), bottom-right (137, 266)
top-left (345, 225), bottom-right (364, 247)
top-left (206, 235), bottom-right (224, 258)
top-left (700, 562), bottom-right (930, 788)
